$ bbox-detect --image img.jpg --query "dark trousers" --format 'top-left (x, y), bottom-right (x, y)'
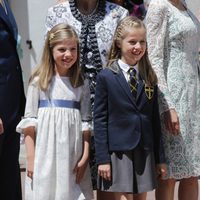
top-left (0, 130), bottom-right (22, 200)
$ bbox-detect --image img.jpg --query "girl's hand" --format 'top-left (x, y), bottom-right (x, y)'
top-left (23, 126), bottom-right (35, 179)
top-left (73, 157), bottom-right (88, 184)
top-left (163, 109), bottom-right (180, 135)
top-left (73, 130), bottom-right (90, 184)
top-left (0, 118), bottom-right (4, 135)
top-left (27, 156), bottom-right (34, 179)
top-left (98, 163), bottom-right (111, 181)
top-left (156, 164), bottom-right (167, 179)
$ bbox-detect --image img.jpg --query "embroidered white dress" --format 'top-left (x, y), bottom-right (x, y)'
top-left (146, 0), bottom-right (200, 179)
top-left (16, 76), bottom-right (93, 200)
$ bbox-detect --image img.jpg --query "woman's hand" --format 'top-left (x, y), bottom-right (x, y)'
top-left (73, 157), bottom-right (88, 184)
top-left (156, 163), bottom-right (167, 179)
top-left (163, 109), bottom-right (180, 135)
top-left (0, 118), bottom-right (4, 135)
top-left (98, 163), bottom-right (111, 181)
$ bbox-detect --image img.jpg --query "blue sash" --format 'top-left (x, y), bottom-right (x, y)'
top-left (39, 100), bottom-right (80, 110)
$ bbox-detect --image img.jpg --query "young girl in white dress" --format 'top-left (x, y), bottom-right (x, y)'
top-left (16, 23), bottom-right (93, 200)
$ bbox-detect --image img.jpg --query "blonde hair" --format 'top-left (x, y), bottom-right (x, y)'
top-left (30, 23), bottom-right (83, 91)
top-left (108, 16), bottom-right (157, 86)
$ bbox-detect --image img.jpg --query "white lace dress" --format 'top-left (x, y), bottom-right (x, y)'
top-left (146, 0), bottom-right (200, 179)
top-left (16, 76), bottom-right (93, 200)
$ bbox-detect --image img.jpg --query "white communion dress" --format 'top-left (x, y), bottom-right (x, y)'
top-left (17, 75), bottom-right (93, 200)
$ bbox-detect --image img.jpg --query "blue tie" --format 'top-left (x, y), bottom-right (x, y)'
top-left (128, 68), bottom-right (138, 98)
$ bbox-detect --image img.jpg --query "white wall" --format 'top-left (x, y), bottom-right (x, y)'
top-left (10, 0), bottom-right (55, 92)
top-left (27, 0), bottom-right (55, 66)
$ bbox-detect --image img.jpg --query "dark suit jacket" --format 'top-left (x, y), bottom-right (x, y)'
top-left (94, 61), bottom-right (164, 165)
top-left (0, 0), bottom-right (25, 131)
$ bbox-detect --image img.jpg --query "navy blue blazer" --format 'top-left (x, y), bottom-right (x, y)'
top-left (94, 61), bottom-right (164, 165)
top-left (0, 0), bottom-right (25, 131)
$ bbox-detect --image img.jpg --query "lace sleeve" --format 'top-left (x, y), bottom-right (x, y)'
top-left (16, 78), bottom-right (40, 133)
top-left (24, 78), bottom-right (40, 118)
top-left (146, 0), bottom-right (175, 114)
top-left (80, 79), bottom-right (92, 131)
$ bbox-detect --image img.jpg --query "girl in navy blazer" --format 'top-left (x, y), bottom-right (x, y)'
top-left (94, 16), bottom-right (166, 200)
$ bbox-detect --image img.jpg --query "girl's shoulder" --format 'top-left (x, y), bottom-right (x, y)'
top-left (29, 76), bottom-right (39, 87)
top-left (81, 78), bottom-right (90, 95)
top-left (96, 68), bottom-right (115, 81)
top-left (78, 78), bottom-right (89, 91)
top-left (100, 67), bottom-right (113, 74)
top-left (83, 78), bottom-right (89, 88)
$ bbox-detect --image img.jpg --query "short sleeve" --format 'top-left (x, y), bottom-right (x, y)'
top-left (146, 0), bottom-right (175, 114)
top-left (80, 79), bottom-right (92, 131)
top-left (16, 78), bottom-right (40, 133)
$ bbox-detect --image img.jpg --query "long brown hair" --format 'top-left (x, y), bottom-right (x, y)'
top-left (108, 16), bottom-right (157, 86)
top-left (30, 23), bottom-right (83, 91)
